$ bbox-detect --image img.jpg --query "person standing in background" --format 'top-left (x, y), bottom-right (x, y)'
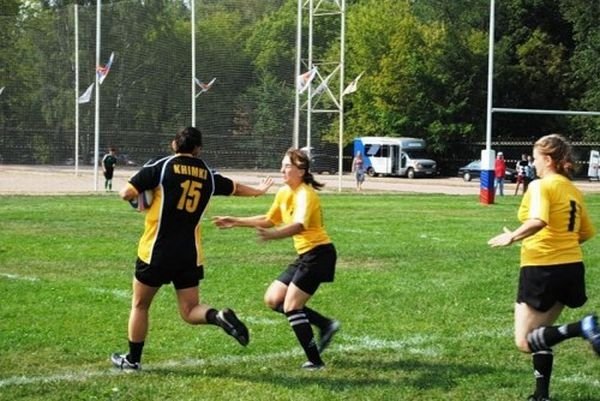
top-left (102, 147), bottom-right (118, 192)
top-left (495, 152), bottom-right (506, 196)
top-left (352, 151), bottom-right (366, 192)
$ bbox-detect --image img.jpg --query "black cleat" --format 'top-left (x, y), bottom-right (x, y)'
top-left (318, 320), bottom-right (340, 353)
top-left (217, 308), bottom-right (249, 346)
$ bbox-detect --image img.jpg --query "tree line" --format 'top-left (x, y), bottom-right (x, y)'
top-left (0, 0), bottom-right (598, 169)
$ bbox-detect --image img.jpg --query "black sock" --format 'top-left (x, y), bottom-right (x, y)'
top-left (127, 341), bottom-right (144, 364)
top-left (304, 307), bottom-right (331, 331)
top-left (272, 303), bottom-right (331, 331)
top-left (205, 308), bottom-right (219, 326)
top-left (532, 350), bottom-right (553, 399)
top-left (286, 309), bottom-right (323, 365)
top-left (527, 322), bottom-right (583, 351)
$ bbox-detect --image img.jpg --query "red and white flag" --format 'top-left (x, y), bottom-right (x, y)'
top-left (96, 52), bottom-right (115, 85)
top-left (194, 77), bottom-right (216, 97)
top-left (297, 67), bottom-right (317, 94)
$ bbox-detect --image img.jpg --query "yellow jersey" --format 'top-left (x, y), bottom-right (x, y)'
top-left (266, 183), bottom-right (331, 254)
top-left (518, 174), bottom-right (595, 266)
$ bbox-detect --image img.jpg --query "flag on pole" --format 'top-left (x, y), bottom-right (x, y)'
top-left (0, 87), bottom-right (4, 96)
top-left (312, 70), bottom-right (337, 98)
top-left (78, 83), bottom-right (95, 104)
top-left (342, 71), bottom-right (365, 96)
top-left (96, 52), bottom-right (115, 85)
top-left (194, 77), bottom-right (216, 97)
top-left (297, 67), bottom-right (317, 94)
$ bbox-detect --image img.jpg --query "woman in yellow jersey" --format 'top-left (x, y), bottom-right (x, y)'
top-left (489, 134), bottom-right (598, 401)
top-left (213, 148), bottom-right (340, 370)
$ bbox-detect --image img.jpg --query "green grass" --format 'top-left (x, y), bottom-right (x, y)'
top-left (1, 193), bottom-right (600, 400)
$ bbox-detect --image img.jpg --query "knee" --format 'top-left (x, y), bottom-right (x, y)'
top-left (264, 294), bottom-right (280, 311)
top-left (515, 336), bottom-right (531, 353)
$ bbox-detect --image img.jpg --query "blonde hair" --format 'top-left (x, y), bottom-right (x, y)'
top-left (534, 134), bottom-right (574, 177)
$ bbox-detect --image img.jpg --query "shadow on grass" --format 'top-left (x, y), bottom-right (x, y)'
top-left (151, 353), bottom-right (521, 393)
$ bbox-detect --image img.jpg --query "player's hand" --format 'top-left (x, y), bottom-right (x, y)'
top-left (256, 227), bottom-right (274, 241)
top-left (212, 216), bottom-right (235, 229)
top-left (256, 176), bottom-right (274, 194)
top-left (487, 227), bottom-right (513, 247)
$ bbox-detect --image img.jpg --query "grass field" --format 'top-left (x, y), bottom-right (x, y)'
top-left (1, 192), bottom-right (600, 401)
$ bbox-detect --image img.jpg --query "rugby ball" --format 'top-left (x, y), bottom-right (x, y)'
top-left (129, 190), bottom-right (153, 212)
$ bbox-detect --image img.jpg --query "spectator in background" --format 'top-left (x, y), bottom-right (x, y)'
top-left (102, 147), bottom-right (118, 192)
top-left (352, 151), bottom-right (366, 192)
top-left (495, 152), bottom-right (507, 196)
top-left (515, 153), bottom-right (530, 195)
top-left (527, 154), bottom-right (537, 184)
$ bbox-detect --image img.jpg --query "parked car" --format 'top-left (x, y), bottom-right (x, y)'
top-left (457, 160), bottom-right (517, 182)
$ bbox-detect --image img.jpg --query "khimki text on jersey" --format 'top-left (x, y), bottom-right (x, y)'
top-left (172, 164), bottom-right (208, 180)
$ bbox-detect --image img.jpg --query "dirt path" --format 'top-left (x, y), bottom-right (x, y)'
top-left (1, 164), bottom-right (599, 195)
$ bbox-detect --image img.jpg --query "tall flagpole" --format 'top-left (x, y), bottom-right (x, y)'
top-left (293, 0), bottom-right (302, 148)
top-left (93, 0), bottom-right (101, 191)
top-left (191, 0), bottom-right (196, 127)
top-left (338, 0), bottom-right (345, 192)
top-left (74, 4), bottom-right (80, 176)
top-left (306, 0), bottom-right (313, 152)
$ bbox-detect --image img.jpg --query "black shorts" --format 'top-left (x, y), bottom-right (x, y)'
top-left (277, 243), bottom-right (336, 295)
top-left (517, 262), bottom-right (587, 312)
top-left (103, 169), bottom-right (114, 180)
top-left (135, 258), bottom-right (204, 290)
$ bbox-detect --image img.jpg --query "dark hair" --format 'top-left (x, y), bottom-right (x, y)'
top-left (287, 148), bottom-right (324, 190)
top-left (534, 133), bottom-right (574, 177)
top-left (173, 127), bottom-right (203, 153)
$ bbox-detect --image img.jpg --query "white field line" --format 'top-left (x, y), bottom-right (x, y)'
top-left (87, 287), bottom-right (130, 299)
top-left (0, 334), bottom-right (435, 388)
top-left (0, 273), bottom-right (39, 282)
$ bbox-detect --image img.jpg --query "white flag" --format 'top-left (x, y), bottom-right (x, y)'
top-left (78, 83), bottom-right (95, 104)
top-left (194, 77), bottom-right (216, 97)
top-left (312, 70), bottom-right (336, 98)
top-left (0, 87), bottom-right (4, 96)
top-left (297, 67), bottom-right (317, 94)
top-left (342, 71), bottom-right (365, 96)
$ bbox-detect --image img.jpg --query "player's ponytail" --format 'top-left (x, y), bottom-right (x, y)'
top-left (286, 148), bottom-right (325, 190)
top-left (534, 134), bottom-right (574, 178)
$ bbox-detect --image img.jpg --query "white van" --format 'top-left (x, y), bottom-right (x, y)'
top-left (353, 136), bottom-right (437, 178)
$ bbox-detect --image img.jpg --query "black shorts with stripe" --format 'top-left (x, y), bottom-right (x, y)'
top-left (135, 258), bottom-right (204, 290)
top-left (277, 243), bottom-right (336, 295)
top-left (517, 262), bottom-right (587, 312)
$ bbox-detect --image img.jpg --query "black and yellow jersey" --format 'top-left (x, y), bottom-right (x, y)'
top-left (266, 183), bottom-right (331, 254)
top-left (518, 174), bottom-right (595, 266)
top-left (127, 154), bottom-right (235, 267)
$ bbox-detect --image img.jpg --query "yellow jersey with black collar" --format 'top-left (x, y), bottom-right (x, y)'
top-left (266, 183), bottom-right (331, 254)
top-left (518, 174), bottom-right (595, 266)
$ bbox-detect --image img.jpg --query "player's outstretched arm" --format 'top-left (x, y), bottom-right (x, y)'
top-left (488, 219), bottom-right (546, 247)
top-left (213, 215), bottom-right (273, 229)
top-left (257, 222), bottom-right (304, 242)
top-left (233, 177), bottom-right (274, 197)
